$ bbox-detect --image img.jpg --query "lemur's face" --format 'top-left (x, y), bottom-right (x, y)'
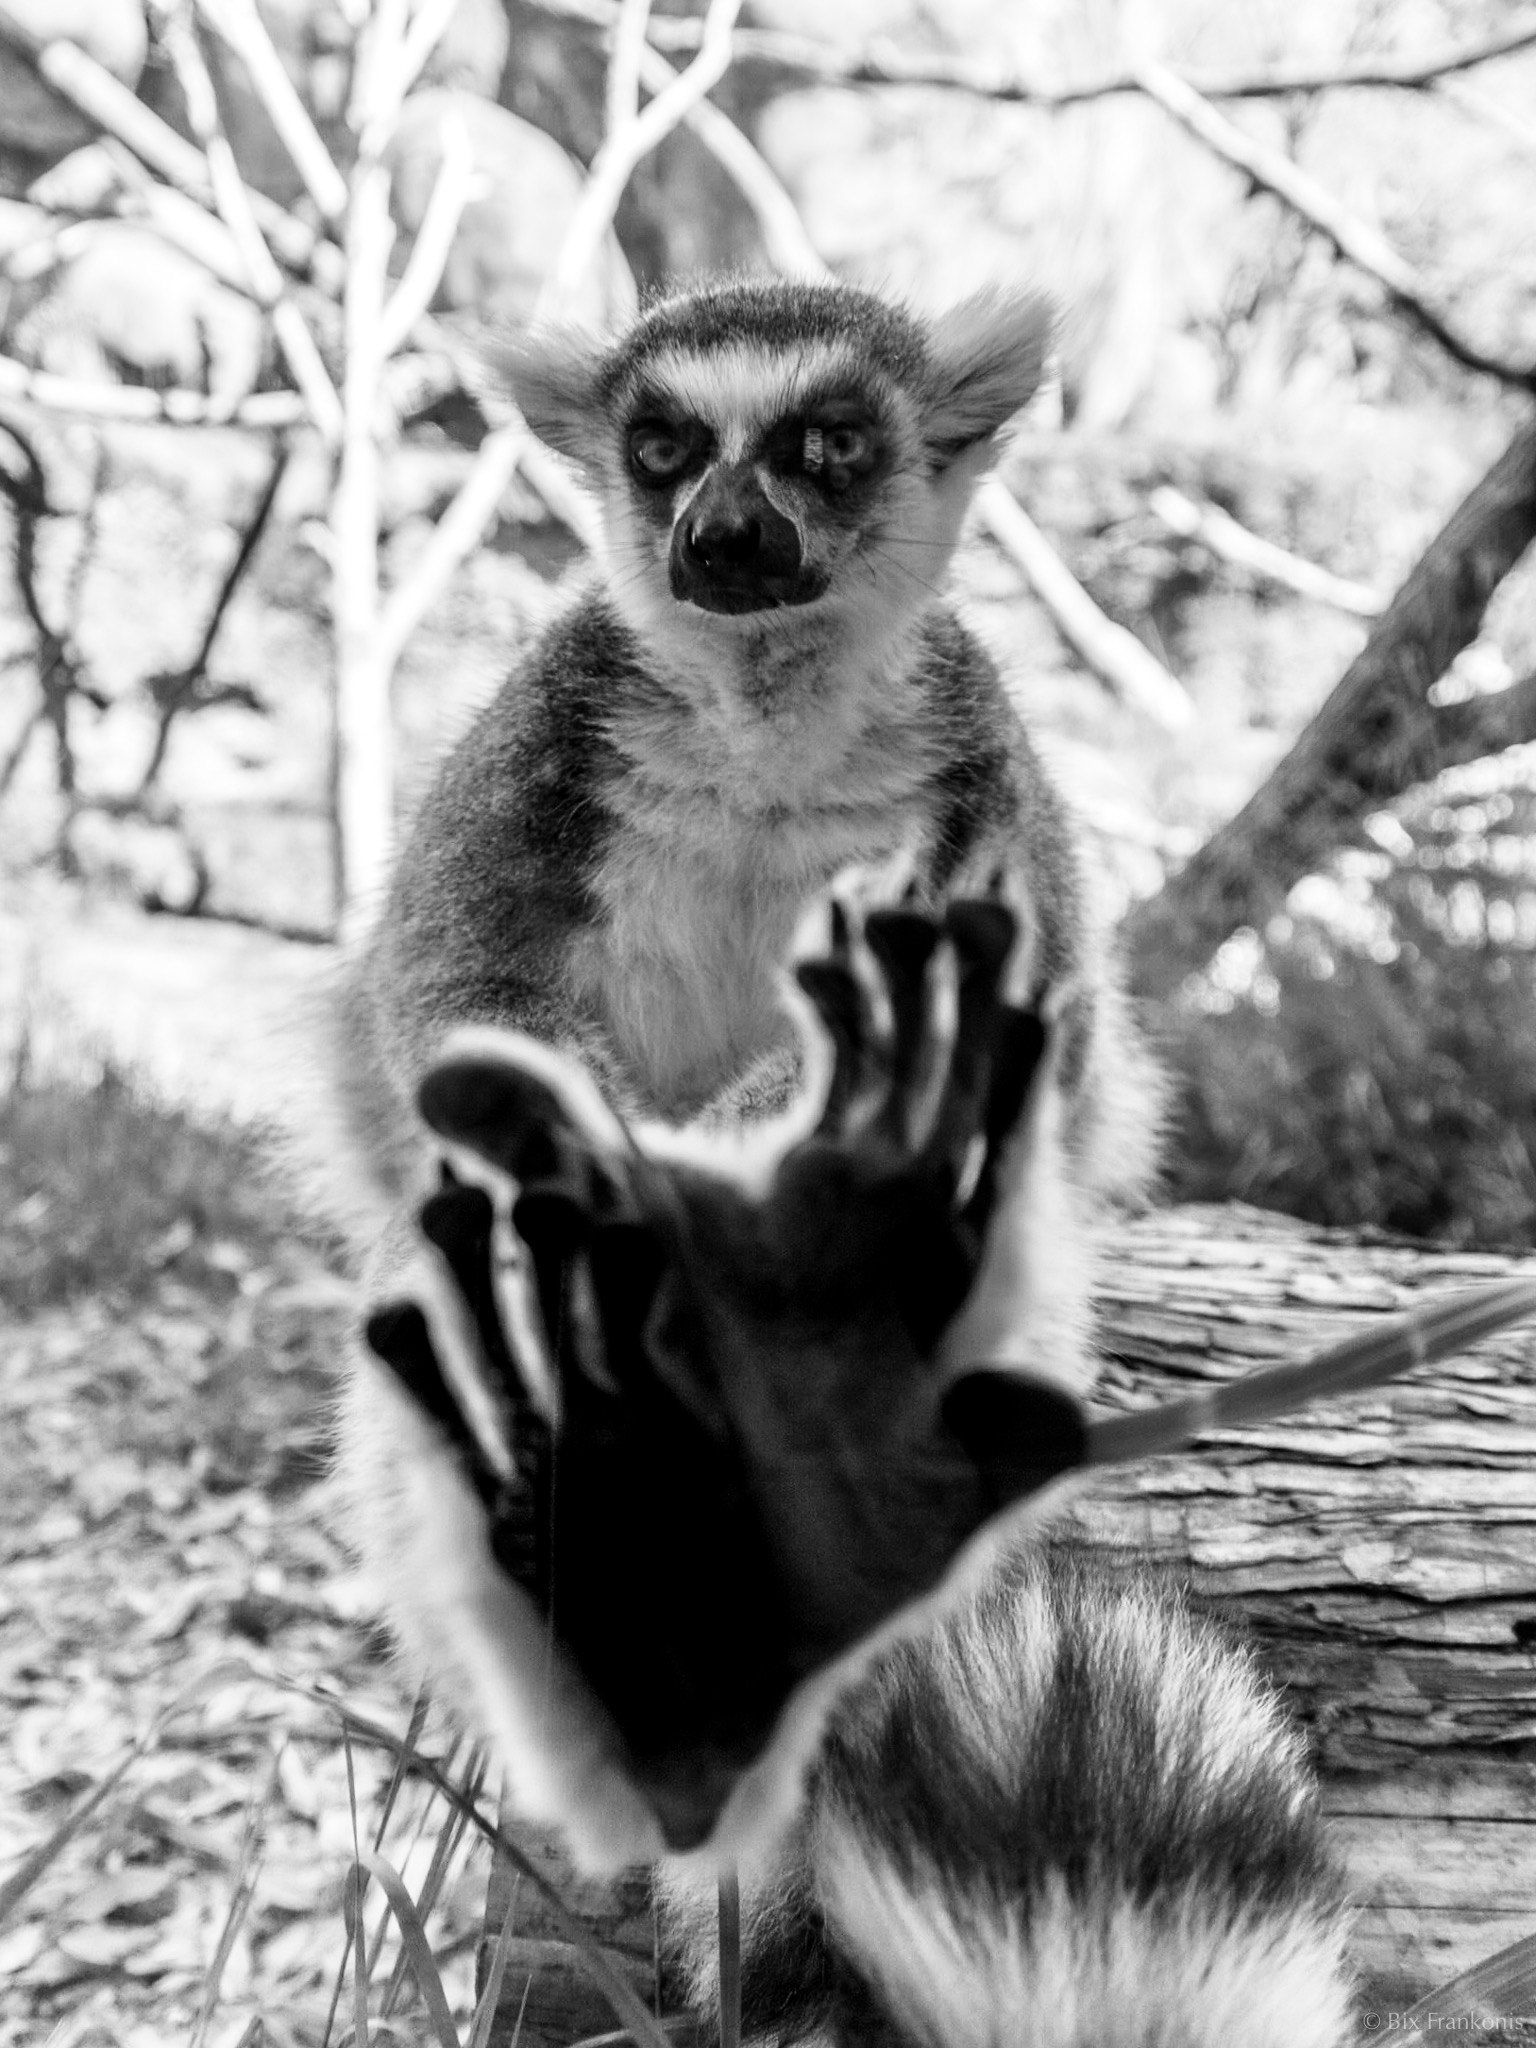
top-left (493, 280), bottom-right (1053, 641)
top-left (613, 348), bottom-right (910, 616)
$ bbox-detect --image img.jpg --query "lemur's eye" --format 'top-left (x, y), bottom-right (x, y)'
top-left (823, 425), bottom-right (868, 468)
top-left (628, 423), bottom-right (695, 485)
top-left (801, 418), bottom-right (876, 487)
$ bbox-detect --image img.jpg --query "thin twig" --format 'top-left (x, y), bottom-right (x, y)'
top-left (153, 2), bottom-right (344, 438)
top-left (377, 106), bottom-right (476, 358)
top-left (607, 0), bottom-right (654, 138)
top-left (1131, 57), bottom-right (1536, 392)
top-left (1150, 483), bottom-right (1385, 616)
top-left (634, 43), bottom-right (822, 275)
top-left (193, 0), bottom-right (349, 222)
top-left (394, 0), bottom-right (472, 110)
top-left (0, 354), bottom-right (305, 427)
top-left (0, 706), bottom-right (40, 799)
top-left (1089, 1278), bottom-right (1536, 1467)
top-left (979, 483), bottom-right (1194, 729)
top-left (523, 0), bottom-right (1536, 107)
top-left (540, 0), bottom-right (746, 321)
top-left (138, 442), bottom-right (290, 793)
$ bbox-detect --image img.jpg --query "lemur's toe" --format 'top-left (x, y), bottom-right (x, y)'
top-left (417, 1035), bottom-right (625, 1211)
top-left (419, 1180), bottom-right (518, 1386)
top-left (864, 909), bottom-right (951, 1147)
top-left (794, 959), bottom-right (869, 1134)
top-left (364, 1300), bottom-right (504, 1513)
top-left (962, 1006), bottom-right (1050, 1234)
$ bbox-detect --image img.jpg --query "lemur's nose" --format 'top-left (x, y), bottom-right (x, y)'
top-left (669, 470), bottom-right (812, 609)
top-left (686, 510), bottom-right (763, 572)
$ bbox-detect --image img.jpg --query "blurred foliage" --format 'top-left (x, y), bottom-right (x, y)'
top-left (0, 1049), bottom-right (318, 1311)
top-left (1169, 750), bottom-right (1536, 1247)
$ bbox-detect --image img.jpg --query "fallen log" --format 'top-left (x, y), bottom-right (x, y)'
top-left (1067, 1200), bottom-right (1536, 2011)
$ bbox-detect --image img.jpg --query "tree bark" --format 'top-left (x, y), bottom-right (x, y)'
top-left (1124, 413), bottom-right (1536, 1005)
top-left (1066, 1201), bottom-right (1536, 2011)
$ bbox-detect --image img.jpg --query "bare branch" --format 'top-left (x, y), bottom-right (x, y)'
top-left (1150, 483), bottom-right (1385, 617)
top-left (152, 2), bottom-right (344, 439)
top-left (0, 355), bottom-right (304, 427)
top-left (394, 0), bottom-right (472, 110)
top-left (980, 485), bottom-right (1193, 731)
top-left (193, 0), bottom-right (349, 223)
top-left (1130, 57), bottom-right (1536, 392)
top-left (138, 444), bottom-right (290, 793)
top-left (378, 106), bottom-right (475, 358)
top-left (0, 704), bottom-right (40, 798)
top-left (607, 0), bottom-right (654, 137)
top-left (1124, 411), bottom-right (1536, 1003)
top-left (524, 0), bottom-right (1536, 107)
top-left (634, 44), bottom-right (823, 275)
top-left (539, 0), bottom-right (747, 322)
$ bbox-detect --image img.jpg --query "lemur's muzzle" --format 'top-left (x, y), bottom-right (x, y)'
top-left (671, 467), bottom-right (828, 614)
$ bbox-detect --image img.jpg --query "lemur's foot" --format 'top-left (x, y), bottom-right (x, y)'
top-left (364, 879), bottom-right (1090, 1855)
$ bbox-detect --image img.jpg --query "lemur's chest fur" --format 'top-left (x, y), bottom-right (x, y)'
top-left (570, 617), bottom-right (951, 1115)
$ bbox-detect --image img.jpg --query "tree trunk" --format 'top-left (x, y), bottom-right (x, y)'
top-left (1124, 412), bottom-right (1536, 1004)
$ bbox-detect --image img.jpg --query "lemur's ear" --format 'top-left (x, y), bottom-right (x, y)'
top-left (473, 329), bottom-right (610, 470)
top-left (922, 288), bottom-right (1054, 469)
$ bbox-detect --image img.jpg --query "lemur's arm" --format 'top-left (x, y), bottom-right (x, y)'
top-left (364, 879), bottom-right (1088, 1861)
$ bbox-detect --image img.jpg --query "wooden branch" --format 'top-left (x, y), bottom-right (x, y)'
top-left (1131, 58), bottom-right (1536, 393)
top-left (152, 2), bottom-right (343, 440)
top-left (1124, 411), bottom-right (1536, 1004)
top-left (137, 444), bottom-right (289, 793)
top-left (193, 0), bottom-right (349, 223)
top-left (633, 43), bottom-right (824, 276)
top-left (0, 355), bottom-right (303, 427)
top-left (527, 0), bottom-right (1536, 107)
top-left (539, 0), bottom-right (746, 321)
top-left (980, 484), bottom-right (1194, 730)
top-left (606, 0), bottom-right (653, 138)
top-left (377, 108), bottom-right (474, 359)
top-left (1150, 483), bottom-right (1385, 616)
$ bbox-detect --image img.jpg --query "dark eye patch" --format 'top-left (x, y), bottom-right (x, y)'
top-left (625, 413), bottom-right (713, 490)
top-left (759, 397), bottom-right (885, 494)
